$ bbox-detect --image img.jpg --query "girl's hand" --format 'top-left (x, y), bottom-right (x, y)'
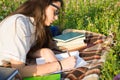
top-left (60, 56), bottom-right (77, 71)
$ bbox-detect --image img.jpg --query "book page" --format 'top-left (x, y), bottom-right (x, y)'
top-left (55, 51), bottom-right (88, 68)
top-left (36, 51), bottom-right (88, 69)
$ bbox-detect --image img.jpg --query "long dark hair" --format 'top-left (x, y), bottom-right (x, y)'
top-left (10, 0), bottom-right (63, 52)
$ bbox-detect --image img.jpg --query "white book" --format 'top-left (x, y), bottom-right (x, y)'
top-left (36, 51), bottom-right (88, 70)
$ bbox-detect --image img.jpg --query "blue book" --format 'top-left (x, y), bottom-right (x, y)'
top-left (54, 32), bottom-right (85, 42)
top-left (0, 67), bottom-right (20, 80)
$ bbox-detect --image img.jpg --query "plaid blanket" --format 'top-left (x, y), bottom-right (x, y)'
top-left (60, 29), bottom-right (114, 80)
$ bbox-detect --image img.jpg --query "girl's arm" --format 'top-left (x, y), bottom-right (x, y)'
top-left (10, 56), bottom-right (76, 78)
top-left (11, 59), bottom-right (60, 77)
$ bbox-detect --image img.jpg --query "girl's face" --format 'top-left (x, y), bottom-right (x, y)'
top-left (45, 1), bottom-right (61, 26)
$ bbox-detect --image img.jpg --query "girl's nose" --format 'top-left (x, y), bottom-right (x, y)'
top-left (54, 15), bottom-right (58, 20)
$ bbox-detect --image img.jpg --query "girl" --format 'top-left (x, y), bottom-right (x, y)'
top-left (0, 0), bottom-right (77, 78)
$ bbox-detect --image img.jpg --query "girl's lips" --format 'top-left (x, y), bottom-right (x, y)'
top-left (50, 22), bottom-right (53, 24)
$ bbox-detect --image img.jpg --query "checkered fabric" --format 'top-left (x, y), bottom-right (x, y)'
top-left (60, 29), bottom-right (114, 80)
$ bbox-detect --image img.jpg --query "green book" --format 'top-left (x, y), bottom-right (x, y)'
top-left (54, 32), bottom-right (85, 42)
top-left (23, 73), bottom-right (61, 80)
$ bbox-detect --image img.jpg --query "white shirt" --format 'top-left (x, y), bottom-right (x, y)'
top-left (0, 14), bottom-right (36, 65)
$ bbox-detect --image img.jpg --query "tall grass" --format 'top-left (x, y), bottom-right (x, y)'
top-left (0, 0), bottom-right (25, 21)
top-left (0, 0), bottom-right (120, 79)
top-left (60, 0), bottom-right (120, 35)
top-left (58, 0), bottom-right (120, 79)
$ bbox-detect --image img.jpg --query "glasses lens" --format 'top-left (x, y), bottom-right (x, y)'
top-left (55, 10), bottom-right (60, 15)
top-left (50, 3), bottom-right (60, 16)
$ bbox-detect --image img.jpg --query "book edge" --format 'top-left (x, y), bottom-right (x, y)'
top-left (7, 69), bottom-right (19, 80)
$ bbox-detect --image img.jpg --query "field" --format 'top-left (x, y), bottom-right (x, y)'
top-left (0, 0), bottom-right (120, 80)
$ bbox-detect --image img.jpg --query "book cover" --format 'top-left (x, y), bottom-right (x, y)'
top-left (0, 67), bottom-right (19, 80)
top-left (23, 73), bottom-right (61, 80)
top-left (54, 32), bottom-right (85, 42)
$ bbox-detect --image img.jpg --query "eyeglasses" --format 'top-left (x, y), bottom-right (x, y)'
top-left (50, 3), bottom-right (60, 16)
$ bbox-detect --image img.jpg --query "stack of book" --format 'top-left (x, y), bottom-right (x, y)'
top-left (53, 32), bottom-right (86, 50)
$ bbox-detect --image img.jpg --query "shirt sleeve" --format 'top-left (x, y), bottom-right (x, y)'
top-left (0, 15), bottom-right (32, 63)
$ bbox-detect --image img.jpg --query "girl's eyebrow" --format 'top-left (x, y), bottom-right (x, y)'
top-left (50, 3), bottom-right (60, 10)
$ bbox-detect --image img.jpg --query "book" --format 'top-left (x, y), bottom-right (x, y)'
top-left (55, 51), bottom-right (87, 68)
top-left (36, 51), bottom-right (88, 71)
top-left (23, 73), bottom-right (61, 80)
top-left (56, 36), bottom-right (86, 51)
top-left (0, 67), bottom-right (19, 80)
top-left (53, 32), bottom-right (85, 42)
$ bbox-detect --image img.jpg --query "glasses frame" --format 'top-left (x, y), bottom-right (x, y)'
top-left (50, 3), bottom-right (60, 16)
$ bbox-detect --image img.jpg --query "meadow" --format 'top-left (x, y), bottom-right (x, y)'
top-left (0, 0), bottom-right (120, 80)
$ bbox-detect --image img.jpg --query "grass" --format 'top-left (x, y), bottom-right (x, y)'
top-left (56, 0), bottom-right (120, 79)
